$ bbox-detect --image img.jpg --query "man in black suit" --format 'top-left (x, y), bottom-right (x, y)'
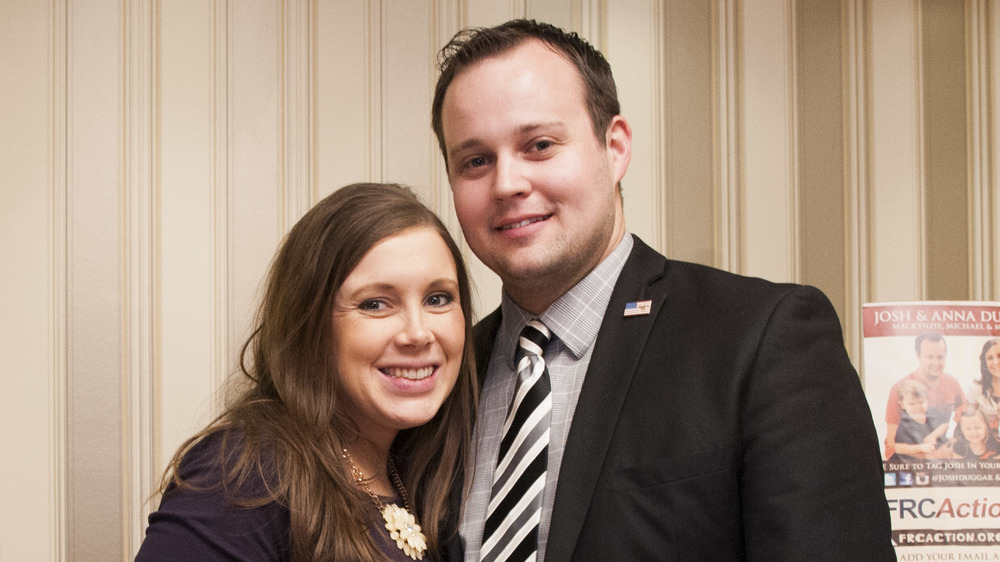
top-left (432, 20), bottom-right (894, 560)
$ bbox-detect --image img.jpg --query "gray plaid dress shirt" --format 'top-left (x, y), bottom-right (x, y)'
top-left (461, 233), bottom-right (633, 561)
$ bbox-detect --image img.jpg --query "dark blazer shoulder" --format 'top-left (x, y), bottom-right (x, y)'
top-left (630, 236), bottom-right (836, 324)
top-left (473, 307), bottom-right (503, 386)
top-left (548, 235), bottom-right (891, 561)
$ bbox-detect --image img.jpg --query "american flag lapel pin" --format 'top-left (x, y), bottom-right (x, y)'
top-left (623, 300), bottom-right (652, 317)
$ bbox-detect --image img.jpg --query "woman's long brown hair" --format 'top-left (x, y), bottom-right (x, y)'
top-left (158, 183), bottom-right (477, 561)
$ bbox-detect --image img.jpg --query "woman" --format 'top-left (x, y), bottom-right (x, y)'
top-left (136, 183), bottom-right (477, 561)
top-left (967, 338), bottom-right (1000, 431)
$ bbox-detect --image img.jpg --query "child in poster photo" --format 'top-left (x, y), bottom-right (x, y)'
top-left (890, 379), bottom-right (950, 463)
top-left (951, 404), bottom-right (1000, 460)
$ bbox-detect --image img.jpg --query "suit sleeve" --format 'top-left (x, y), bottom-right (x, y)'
top-left (738, 285), bottom-right (894, 560)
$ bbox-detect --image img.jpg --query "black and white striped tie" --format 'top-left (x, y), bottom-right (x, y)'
top-left (481, 319), bottom-right (552, 562)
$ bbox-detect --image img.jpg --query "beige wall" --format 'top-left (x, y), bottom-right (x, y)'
top-left (1, 0), bottom-right (998, 559)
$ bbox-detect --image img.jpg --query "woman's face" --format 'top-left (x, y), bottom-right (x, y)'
top-left (986, 343), bottom-right (1000, 379)
top-left (331, 226), bottom-right (465, 445)
top-left (960, 414), bottom-right (988, 446)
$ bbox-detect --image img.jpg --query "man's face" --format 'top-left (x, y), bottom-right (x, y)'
top-left (439, 40), bottom-right (631, 313)
top-left (916, 339), bottom-right (947, 382)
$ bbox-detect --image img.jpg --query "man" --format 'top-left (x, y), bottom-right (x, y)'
top-left (884, 331), bottom-right (966, 459)
top-left (433, 20), bottom-right (893, 560)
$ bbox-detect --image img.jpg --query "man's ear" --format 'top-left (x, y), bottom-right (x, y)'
top-left (606, 115), bottom-right (632, 184)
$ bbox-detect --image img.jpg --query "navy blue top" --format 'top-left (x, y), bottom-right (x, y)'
top-left (135, 433), bottom-right (424, 561)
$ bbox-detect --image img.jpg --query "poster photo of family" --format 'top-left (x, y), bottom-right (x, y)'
top-left (863, 302), bottom-right (1000, 559)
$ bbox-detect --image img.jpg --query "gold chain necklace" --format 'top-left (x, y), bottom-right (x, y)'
top-left (342, 448), bottom-right (428, 560)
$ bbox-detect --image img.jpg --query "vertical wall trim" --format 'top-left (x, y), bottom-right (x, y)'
top-left (869, 0), bottom-right (925, 300)
top-left (63, 0), bottom-right (76, 550)
top-left (281, 0), bottom-right (313, 230)
top-left (512, 0), bottom-right (526, 18)
top-left (967, 0), bottom-right (994, 299)
top-left (983, 0), bottom-right (1000, 300)
top-left (50, 0), bottom-right (69, 558)
top-left (124, 0), bottom-right (156, 553)
top-left (431, 0), bottom-right (462, 232)
top-left (842, 0), bottom-right (871, 362)
top-left (787, 0), bottom-right (802, 282)
top-left (213, 0), bottom-right (231, 406)
top-left (714, 0), bottom-right (741, 272)
top-left (367, 0), bottom-right (384, 180)
top-left (651, 0), bottom-right (667, 253)
top-left (914, 0), bottom-right (929, 298)
top-left (575, 0), bottom-right (603, 45)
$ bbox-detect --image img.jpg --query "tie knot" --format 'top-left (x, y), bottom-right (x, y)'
top-left (518, 319), bottom-right (551, 359)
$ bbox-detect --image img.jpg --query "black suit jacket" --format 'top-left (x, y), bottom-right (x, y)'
top-left (470, 236), bottom-right (894, 561)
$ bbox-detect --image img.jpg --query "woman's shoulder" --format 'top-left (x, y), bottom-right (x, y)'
top-left (172, 431), bottom-right (230, 484)
top-left (174, 429), bottom-right (256, 485)
top-left (136, 429), bottom-right (290, 561)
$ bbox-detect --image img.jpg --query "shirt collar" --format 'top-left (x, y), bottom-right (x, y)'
top-left (496, 233), bottom-right (634, 368)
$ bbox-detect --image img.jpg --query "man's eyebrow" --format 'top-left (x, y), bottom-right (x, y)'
top-left (448, 138), bottom-right (485, 160)
top-left (448, 121), bottom-right (567, 159)
top-left (517, 121), bottom-right (565, 136)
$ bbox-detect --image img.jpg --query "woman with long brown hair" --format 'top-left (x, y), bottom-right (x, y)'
top-left (136, 183), bottom-right (476, 560)
top-left (967, 338), bottom-right (1000, 430)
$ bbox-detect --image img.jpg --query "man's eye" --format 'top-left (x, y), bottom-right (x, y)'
top-left (533, 140), bottom-right (552, 151)
top-left (466, 156), bottom-right (487, 169)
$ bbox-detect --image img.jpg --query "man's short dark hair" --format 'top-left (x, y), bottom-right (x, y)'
top-left (431, 19), bottom-right (621, 170)
top-left (915, 331), bottom-right (946, 354)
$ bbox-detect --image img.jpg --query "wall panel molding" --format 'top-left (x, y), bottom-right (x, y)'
top-left (662, 0), bottom-right (714, 266)
top-left (156, 0), bottom-right (225, 520)
top-left (740, 0), bottom-right (799, 282)
top-left (869, 0), bottom-right (925, 301)
top-left (843, 0), bottom-right (871, 360)
top-left (213, 0), bottom-right (232, 408)
top-left (124, 0), bottom-right (156, 553)
top-left (0, 4), bottom-right (68, 558)
top-left (368, 0), bottom-right (384, 180)
top-left (968, 0), bottom-right (996, 299)
top-left (50, 1), bottom-right (69, 558)
top-left (606, 0), bottom-right (663, 252)
top-left (465, 0), bottom-right (523, 27)
top-left (227, 0), bottom-right (283, 385)
top-left (574, 0), bottom-right (603, 45)
top-left (432, 0), bottom-right (462, 233)
top-left (796, 0), bottom-right (848, 341)
top-left (66, 0), bottom-right (127, 557)
top-left (714, 0), bottom-right (741, 272)
top-left (922, 0), bottom-right (969, 300)
top-left (281, 0), bottom-right (314, 225)
top-left (650, 0), bottom-right (666, 253)
top-left (992, 0), bottom-right (1000, 300)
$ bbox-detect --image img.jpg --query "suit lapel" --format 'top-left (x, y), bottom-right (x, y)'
top-left (545, 238), bottom-right (669, 561)
top-left (473, 307), bottom-right (503, 387)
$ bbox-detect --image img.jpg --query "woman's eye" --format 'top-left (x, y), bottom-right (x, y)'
top-left (359, 299), bottom-right (387, 312)
top-left (426, 293), bottom-right (454, 307)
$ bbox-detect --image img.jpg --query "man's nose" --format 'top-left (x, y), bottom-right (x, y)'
top-left (492, 156), bottom-right (529, 199)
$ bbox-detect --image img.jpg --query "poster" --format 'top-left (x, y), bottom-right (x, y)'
top-left (863, 302), bottom-right (1000, 560)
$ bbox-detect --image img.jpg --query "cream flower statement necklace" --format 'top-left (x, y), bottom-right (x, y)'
top-left (342, 448), bottom-right (428, 560)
